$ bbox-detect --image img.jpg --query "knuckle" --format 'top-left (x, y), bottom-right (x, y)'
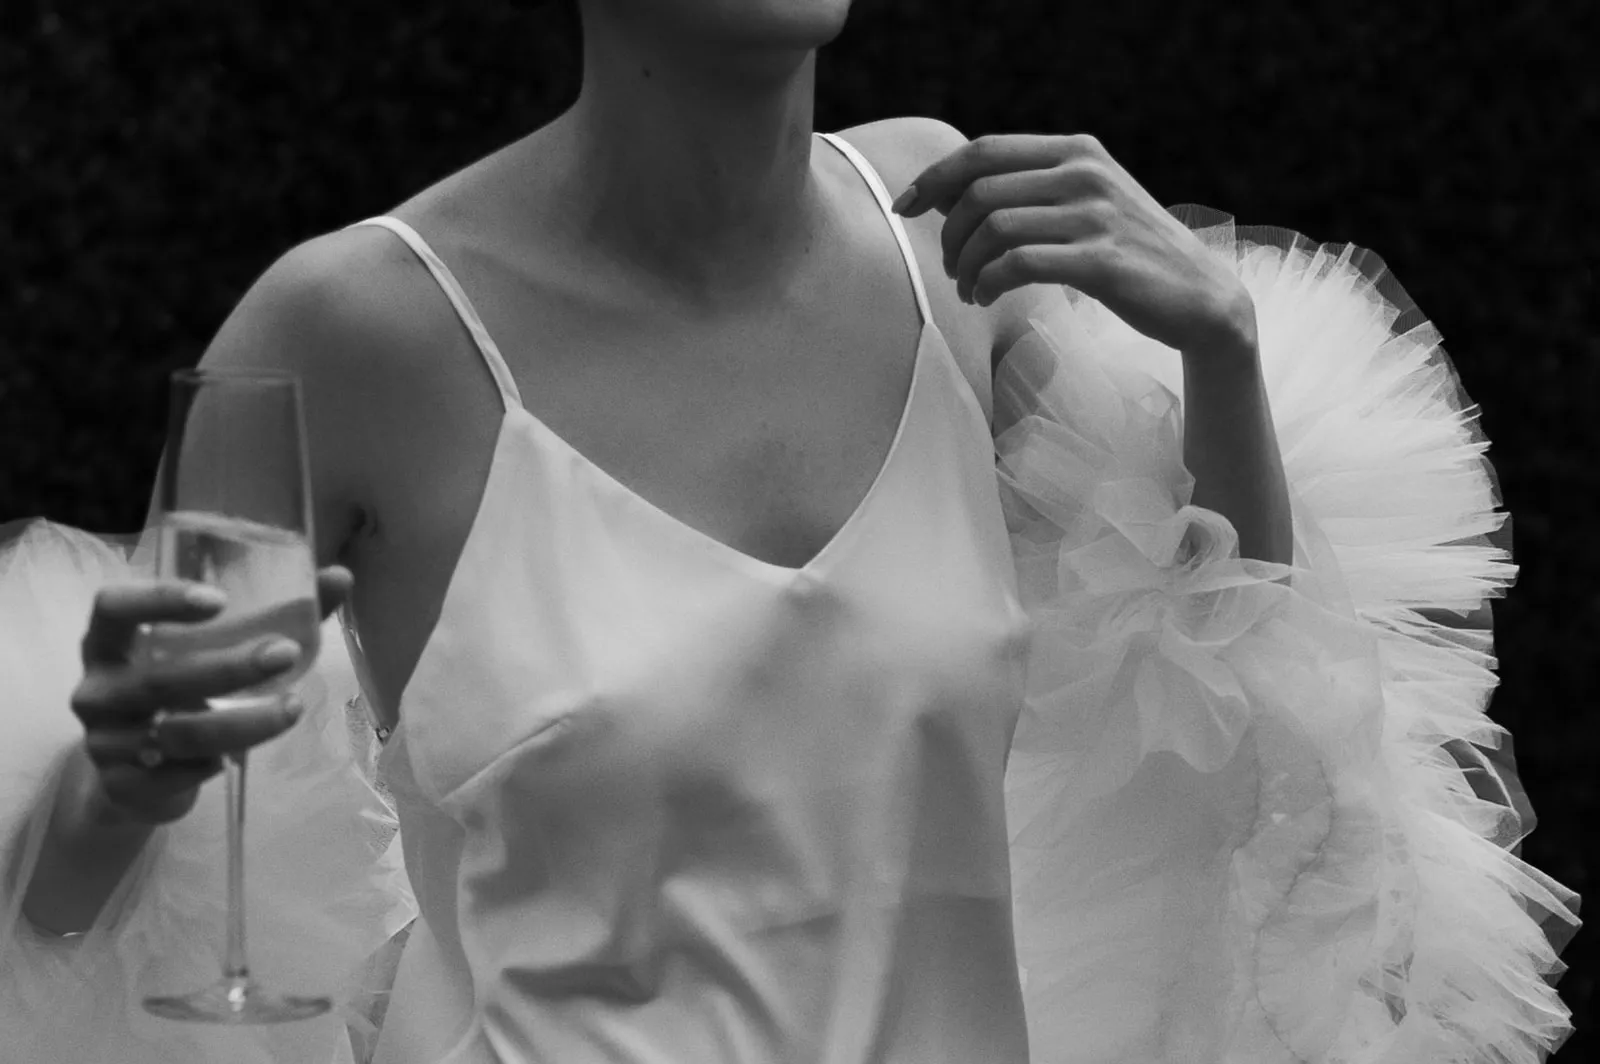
top-left (137, 664), bottom-right (211, 709)
top-left (1066, 132), bottom-right (1103, 154)
top-left (1059, 155), bottom-right (1104, 185)
top-left (1006, 245), bottom-right (1046, 277)
top-left (1077, 243), bottom-right (1114, 282)
top-left (1046, 159), bottom-right (1084, 196)
top-left (160, 720), bottom-right (202, 759)
top-left (89, 585), bottom-right (117, 616)
top-left (134, 666), bottom-right (181, 706)
top-left (68, 678), bottom-right (100, 721)
top-left (1084, 160), bottom-right (1115, 193)
top-left (980, 209), bottom-right (1019, 242)
top-left (72, 673), bottom-right (125, 723)
top-left (83, 735), bottom-right (118, 766)
top-left (1086, 198), bottom-right (1118, 228)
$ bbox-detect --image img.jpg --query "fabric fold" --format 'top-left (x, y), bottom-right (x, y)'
top-left (997, 206), bottom-right (1579, 1063)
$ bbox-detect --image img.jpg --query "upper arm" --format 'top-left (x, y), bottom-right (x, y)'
top-left (145, 229), bottom-right (432, 572)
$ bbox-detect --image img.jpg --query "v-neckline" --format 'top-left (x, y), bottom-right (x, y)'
top-left (513, 318), bottom-right (936, 585)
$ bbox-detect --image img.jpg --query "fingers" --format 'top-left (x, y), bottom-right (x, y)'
top-left (86, 699), bottom-right (303, 766)
top-left (951, 205), bottom-right (1101, 305)
top-left (939, 168), bottom-right (1107, 292)
top-left (72, 574), bottom-right (332, 827)
top-left (896, 133), bottom-right (1070, 219)
top-left (72, 633), bottom-right (304, 728)
top-left (81, 580), bottom-right (227, 666)
top-left (159, 698), bottom-right (304, 759)
top-left (316, 565), bottom-right (354, 622)
top-left (85, 567), bottom-right (349, 674)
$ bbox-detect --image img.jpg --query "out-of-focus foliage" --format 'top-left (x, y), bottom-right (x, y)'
top-left (2, 0), bottom-right (1592, 1053)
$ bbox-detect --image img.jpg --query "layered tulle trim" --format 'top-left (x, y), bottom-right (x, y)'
top-left (0, 518), bottom-right (418, 1064)
top-left (996, 207), bottom-right (1579, 1063)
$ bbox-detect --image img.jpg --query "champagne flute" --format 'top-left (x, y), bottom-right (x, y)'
top-left (136, 367), bottom-right (331, 1024)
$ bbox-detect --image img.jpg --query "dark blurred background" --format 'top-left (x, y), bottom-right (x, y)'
top-left (2, 0), bottom-right (1592, 1054)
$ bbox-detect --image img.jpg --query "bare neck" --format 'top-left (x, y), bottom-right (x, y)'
top-left (519, 13), bottom-right (830, 311)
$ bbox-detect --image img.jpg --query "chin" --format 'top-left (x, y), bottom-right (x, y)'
top-left (601, 0), bottom-right (853, 51)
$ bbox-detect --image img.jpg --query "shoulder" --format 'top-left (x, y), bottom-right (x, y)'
top-left (830, 116), bottom-right (969, 210)
top-left (196, 223), bottom-right (462, 565)
top-left (830, 118), bottom-right (1045, 376)
top-left (240, 225), bottom-right (458, 365)
top-left (825, 117), bottom-right (1036, 382)
top-left (213, 224), bottom-right (471, 441)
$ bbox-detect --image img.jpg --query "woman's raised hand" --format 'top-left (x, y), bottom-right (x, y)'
top-left (69, 566), bottom-right (354, 825)
top-left (893, 132), bottom-right (1257, 360)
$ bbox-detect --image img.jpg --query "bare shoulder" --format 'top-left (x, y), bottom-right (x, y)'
top-left (832, 118), bottom-right (1017, 388)
top-left (244, 225), bottom-right (456, 366)
top-left (833, 118), bottom-right (1054, 376)
top-left (831, 117), bottom-right (969, 241)
top-left (834, 116), bottom-right (970, 180)
top-left (196, 224), bottom-right (463, 568)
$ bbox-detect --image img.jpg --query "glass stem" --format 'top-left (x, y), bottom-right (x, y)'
top-left (222, 750), bottom-right (250, 982)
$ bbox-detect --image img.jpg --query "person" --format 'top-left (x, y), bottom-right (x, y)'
top-left (0, 1), bottom-right (1580, 1062)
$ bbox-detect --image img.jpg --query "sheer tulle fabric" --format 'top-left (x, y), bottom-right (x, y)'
top-left (0, 519), bottom-right (416, 1064)
top-left (997, 206), bottom-right (1578, 1063)
top-left (0, 204), bottom-right (1579, 1063)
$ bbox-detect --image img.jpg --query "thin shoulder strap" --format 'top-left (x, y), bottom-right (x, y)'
top-left (343, 216), bottom-right (524, 414)
top-left (815, 132), bottom-right (934, 329)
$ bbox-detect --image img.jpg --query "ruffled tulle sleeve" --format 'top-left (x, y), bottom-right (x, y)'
top-left (997, 205), bottom-right (1580, 1063)
top-left (0, 517), bottom-right (418, 1063)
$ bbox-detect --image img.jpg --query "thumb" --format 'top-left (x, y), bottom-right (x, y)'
top-left (315, 565), bottom-right (354, 622)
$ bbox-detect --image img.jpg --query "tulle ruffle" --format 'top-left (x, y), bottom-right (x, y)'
top-left (997, 205), bottom-right (1579, 1063)
top-left (0, 518), bottom-right (418, 1063)
top-left (0, 203), bottom-right (1581, 1063)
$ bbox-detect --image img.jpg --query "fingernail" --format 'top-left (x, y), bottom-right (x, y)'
top-left (185, 584), bottom-right (227, 609)
top-left (256, 638), bottom-right (301, 669)
top-left (891, 184), bottom-right (918, 214)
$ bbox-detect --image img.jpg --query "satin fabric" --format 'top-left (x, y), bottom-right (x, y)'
top-left (354, 131), bottom-right (1038, 1064)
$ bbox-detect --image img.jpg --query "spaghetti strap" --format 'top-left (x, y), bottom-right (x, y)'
top-left (816, 132), bottom-right (934, 330)
top-left (347, 135), bottom-right (922, 414)
top-left (343, 215), bottom-right (524, 414)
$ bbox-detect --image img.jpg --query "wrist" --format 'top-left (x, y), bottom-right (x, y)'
top-left (63, 743), bottom-right (163, 833)
top-left (1181, 291), bottom-right (1260, 370)
top-left (22, 744), bottom-right (161, 937)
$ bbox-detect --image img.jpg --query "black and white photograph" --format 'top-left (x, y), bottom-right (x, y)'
top-left (1, 2), bottom-right (1590, 1061)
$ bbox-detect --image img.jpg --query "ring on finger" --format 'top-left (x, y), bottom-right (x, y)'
top-left (137, 709), bottom-right (170, 770)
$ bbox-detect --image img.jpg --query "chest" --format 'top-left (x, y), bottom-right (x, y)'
top-left (342, 197), bottom-right (994, 730)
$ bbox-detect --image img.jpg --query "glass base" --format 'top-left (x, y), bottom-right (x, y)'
top-left (143, 973), bottom-right (331, 1025)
